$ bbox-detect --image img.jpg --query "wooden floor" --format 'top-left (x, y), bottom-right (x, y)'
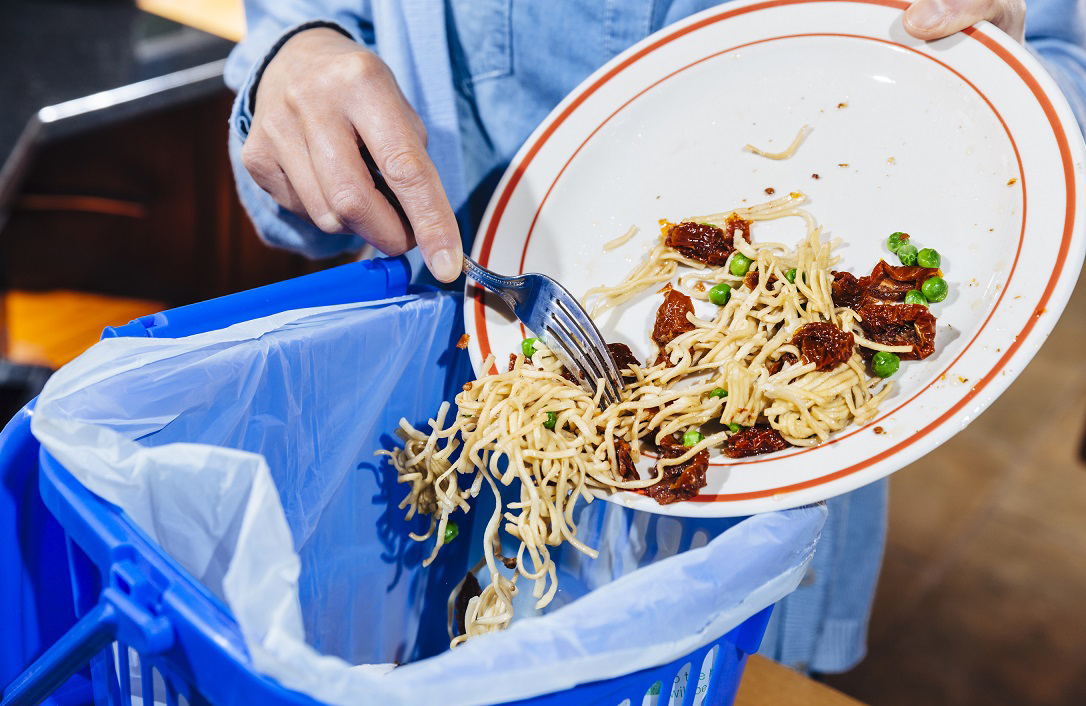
top-left (5, 290), bottom-right (164, 369)
top-left (825, 271), bottom-right (1086, 705)
top-left (738, 656), bottom-right (863, 705)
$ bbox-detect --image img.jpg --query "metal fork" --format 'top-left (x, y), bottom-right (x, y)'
top-left (463, 256), bottom-right (625, 407)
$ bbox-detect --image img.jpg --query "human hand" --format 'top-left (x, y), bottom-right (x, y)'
top-left (903, 0), bottom-right (1025, 43)
top-left (242, 28), bottom-right (462, 282)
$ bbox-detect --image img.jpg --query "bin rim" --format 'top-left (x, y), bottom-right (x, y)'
top-left (35, 446), bottom-right (321, 706)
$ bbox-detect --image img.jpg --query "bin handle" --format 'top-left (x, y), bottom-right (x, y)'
top-left (1, 588), bottom-right (173, 706)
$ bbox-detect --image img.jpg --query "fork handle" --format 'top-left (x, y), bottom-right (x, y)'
top-left (463, 256), bottom-right (523, 291)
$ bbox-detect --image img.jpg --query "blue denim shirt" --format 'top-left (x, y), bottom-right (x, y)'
top-left (224, 0), bottom-right (1086, 674)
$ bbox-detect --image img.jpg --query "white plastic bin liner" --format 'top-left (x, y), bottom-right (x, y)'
top-left (32, 291), bottom-right (826, 706)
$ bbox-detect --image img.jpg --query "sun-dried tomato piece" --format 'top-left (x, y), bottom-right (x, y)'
top-left (607, 342), bottom-right (641, 380)
top-left (665, 222), bottom-right (730, 265)
top-left (743, 269), bottom-right (777, 291)
top-left (791, 322), bottom-right (855, 371)
top-left (642, 436), bottom-right (709, 505)
top-left (858, 260), bottom-right (941, 302)
top-left (652, 288), bottom-right (695, 347)
top-left (767, 352), bottom-right (799, 375)
top-left (831, 270), bottom-right (866, 309)
top-left (613, 438), bottom-right (638, 481)
top-left (454, 571), bottom-right (482, 637)
top-left (856, 302), bottom-right (937, 360)
top-left (508, 353), bottom-right (518, 372)
top-left (725, 212), bottom-right (753, 246)
top-left (724, 425), bottom-right (790, 458)
top-left (664, 214), bottom-right (751, 266)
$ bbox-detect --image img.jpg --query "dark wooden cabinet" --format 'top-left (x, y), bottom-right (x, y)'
top-left (2, 88), bottom-right (352, 309)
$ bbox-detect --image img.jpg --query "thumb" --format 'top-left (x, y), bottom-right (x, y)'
top-left (903, 0), bottom-right (1024, 43)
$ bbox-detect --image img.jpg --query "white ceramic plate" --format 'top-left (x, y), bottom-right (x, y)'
top-left (464, 0), bottom-right (1086, 517)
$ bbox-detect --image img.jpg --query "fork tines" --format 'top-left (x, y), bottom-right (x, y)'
top-left (463, 256), bottom-right (625, 407)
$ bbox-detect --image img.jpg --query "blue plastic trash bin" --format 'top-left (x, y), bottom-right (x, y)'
top-left (1, 257), bottom-right (779, 706)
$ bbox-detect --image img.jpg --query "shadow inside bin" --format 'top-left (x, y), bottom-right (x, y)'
top-left (361, 301), bottom-right (476, 585)
top-left (361, 450), bottom-right (427, 592)
top-left (363, 436), bottom-right (478, 662)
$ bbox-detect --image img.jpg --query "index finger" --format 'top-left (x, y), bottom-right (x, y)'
top-left (349, 107), bottom-right (462, 282)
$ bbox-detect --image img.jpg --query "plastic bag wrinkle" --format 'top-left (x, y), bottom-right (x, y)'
top-left (32, 291), bottom-right (825, 706)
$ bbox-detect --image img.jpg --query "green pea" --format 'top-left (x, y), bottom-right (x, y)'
top-left (443, 521), bottom-right (459, 545)
top-left (682, 429), bottom-right (704, 447)
top-left (871, 351), bottom-right (900, 378)
top-left (730, 252), bottom-right (753, 277)
top-left (917, 248), bottom-right (941, 268)
top-left (727, 422), bottom-right (741, 433)
top-left (785, 268), bottom-right (798, 283)
top-left (921, 276), bottom-right (948, 303)
top-left (709, 387), bottom-right (728, 399)
top-left (887, 232), bottom-right (909, 253)
top-left (897, 244), bottom-right (918, 266)
top-left (544, 411), bottom-right (557, 430)
top-left (708, 282), bottom-right (732, 306)
top-left (522, 338), bottom-right (538, 357)
top-left (904, 290), bottom-right (927, 306)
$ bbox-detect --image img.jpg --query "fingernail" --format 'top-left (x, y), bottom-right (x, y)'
top-left (316, 214), bottom-right (344, 233)
top-left (430, 248), bottom-right (461, 282)
top-left (906, 0), bottom-right (945, 32)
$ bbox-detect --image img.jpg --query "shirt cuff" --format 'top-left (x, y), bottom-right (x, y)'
top-left (228, 19), bottom-right (362, 142)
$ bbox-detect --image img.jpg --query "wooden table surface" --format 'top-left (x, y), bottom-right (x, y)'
top-left (137, 0), bottom-right (245, 41)
top-left (737, 656), bottom-right (865, 705)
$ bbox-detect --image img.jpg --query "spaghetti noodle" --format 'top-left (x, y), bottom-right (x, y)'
top-left (380, 192), bottom-right (939, 647)
top-left (744, 125), bottom-right (812, 160)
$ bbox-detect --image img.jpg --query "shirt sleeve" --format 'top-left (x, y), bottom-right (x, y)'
top-left (224, 1), bottom-right (377, 259)
top-left (1025, 0), bottom-right (1086, 133)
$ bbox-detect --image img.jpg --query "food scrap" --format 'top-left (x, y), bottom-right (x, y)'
top-left (664, 215), bottom-right (751, 266)
top-left (456, 333), bottom-right (470, 349)
top-left (382, 193), bottom-right (951, 651)
top-left (641, 435), bottom-right (709, 504)
top-left (652, 288), bottom-right (696, 347)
